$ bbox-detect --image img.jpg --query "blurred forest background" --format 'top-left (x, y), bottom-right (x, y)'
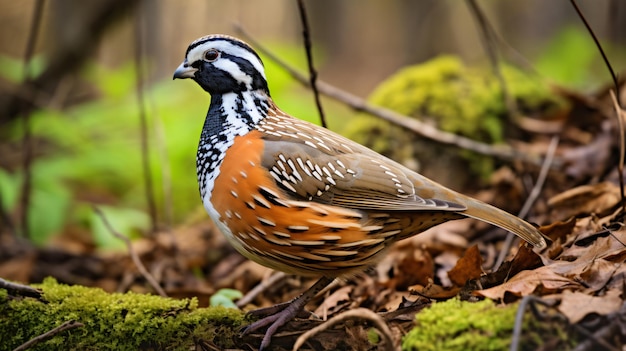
top-left (0, 0), bottom-right (624, 268)
top-left (3, 2), bottom-right (626, 349)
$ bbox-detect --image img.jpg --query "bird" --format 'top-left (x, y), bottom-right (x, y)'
top-left (173, 34), bottom-right (547, 350)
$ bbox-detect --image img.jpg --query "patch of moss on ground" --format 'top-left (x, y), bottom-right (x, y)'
top-left (402, 298), bottom-right (574, 351)
top-left (403, 299), bottom-right (517, 351)
top-left (0, 278), bottom-right (245, 351)
top-left (344, 55), bottom-right (569, 181)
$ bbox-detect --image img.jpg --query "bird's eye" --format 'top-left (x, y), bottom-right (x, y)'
top-left (204, 49), bottom-right (220, 61)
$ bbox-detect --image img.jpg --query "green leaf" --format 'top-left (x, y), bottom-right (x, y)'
top-left (209, 288), bottom-right (243, 308)
top-left (89, 205), bottom-right (150, 250)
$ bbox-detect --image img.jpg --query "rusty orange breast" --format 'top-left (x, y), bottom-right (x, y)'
top-left (210, 130), bottom-right (389, 276)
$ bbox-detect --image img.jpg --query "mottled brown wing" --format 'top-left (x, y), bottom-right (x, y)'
top-left (256, 114), bottom-right (466, 212)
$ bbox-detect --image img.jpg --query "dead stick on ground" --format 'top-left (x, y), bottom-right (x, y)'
top-left (292, 308), bottom-right (397, 351)
top-left (236, 272), bottom-right (287, 309)
top-left (93, 206), bottom-right (167, 297)
top-left (234, 25), bottom-right (550, 167)
top-left (493, 135), bottom-right (559, 270)
top-left (0, 277), bottom-right (43, 300)
top-left (12, 320), bottom-right (84, 351)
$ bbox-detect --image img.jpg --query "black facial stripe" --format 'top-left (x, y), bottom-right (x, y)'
top-left (221, 53), bottom-right (267, 90)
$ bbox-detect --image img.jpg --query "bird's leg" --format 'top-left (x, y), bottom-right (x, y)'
top-left (241, 276), bottom-right (334, 350)
top-left (246, 301), bottom-right (311, 319)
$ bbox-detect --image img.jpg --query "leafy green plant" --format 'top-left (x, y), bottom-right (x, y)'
top-left (0, 43), bottom-right (344, 248)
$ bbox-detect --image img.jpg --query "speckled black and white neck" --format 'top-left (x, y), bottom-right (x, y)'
top-left (173, 35), bottom-right (271, 221)
top-left (196, 90), bottom-right (271, 220)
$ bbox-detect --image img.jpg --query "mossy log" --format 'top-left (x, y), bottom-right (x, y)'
top-left (0, 278), bottom-right (245, 351)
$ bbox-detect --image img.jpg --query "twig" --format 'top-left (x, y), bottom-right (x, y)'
top-left (570, 0), bottom-right (624, 212)
top-left (494, 135), bottom-right (558, 270)
top-left (12, 320), bottom-right (84, 351)
top-left (296, 0), bottom-right (327, 128)
top-left (93, 206), bottom-right (167, 297)
top-left (134, 11), bottom-right (158, 234)
top-left (512, 295), bottom-right (619, 351)
top-left (0, 277), bottom-right (43, 300)
top-left (292, 308), bottom-right (397, 351)
top-left (466, 0), bottom-right (519, 122)
top-left (510, 295), bottom-right (533, 351)
top-left (611, 90), bottom-right (626, 216)
top-left (510, 295), bottom-right (557, 351)
top-left (570, 322), bottom-right (621, 351)
top-left (18, 0), bottom-right (45, 239)
top-left (236, 271), bottom-right (287, 308)
top-left (570, 304), bottom-right (623, 351)
top-left (234, 25), bottom-right (549, 167)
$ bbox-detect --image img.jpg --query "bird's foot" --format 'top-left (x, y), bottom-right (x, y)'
top-left (239, 276), bottom-right (334, 350)
top-left (241, 301), bottom-right (305, 350)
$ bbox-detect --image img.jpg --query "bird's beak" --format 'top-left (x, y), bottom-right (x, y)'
top-left (173, 62), bottom-right (197, 79)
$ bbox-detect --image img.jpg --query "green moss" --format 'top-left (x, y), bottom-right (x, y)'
top-left (0, 278), bottom-right (245, 351)
top-left (367, 327), bottom-right (381, 345)
top-left (345, 56), bottom-right (569, 180)
top-left (402, 298), bottom-right (577, 351)
top-left (402, 299), bottom-right (517, 351)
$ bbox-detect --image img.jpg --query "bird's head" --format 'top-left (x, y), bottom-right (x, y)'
top-left (173, 34), bottom-right (269, 95)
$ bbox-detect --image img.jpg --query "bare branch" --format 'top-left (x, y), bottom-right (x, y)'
top-left (134, 10), bottom-right (158, 234)
top-left (466, 0), bottom-right (519, 122)
top-left (494, 135), bottom-right (559, 270)
top-left (18, 0), bottom-right (46, 239)
top-left (292, 308), bottom-right (397, 351)
top-left (234, 25), bottom-right (550, 167)
top-left (610, 90), bottom-right (626, 214)
top-left (296, 0), bottom-right (327, 128)
top-left (12, 320), bottom-right (84, 351)
top-left (570, 0), bottom-right (624, 213)
top-left (0, 278), bottom-right (43, 300)
top-left (93, 206), bottom-right (167, 297)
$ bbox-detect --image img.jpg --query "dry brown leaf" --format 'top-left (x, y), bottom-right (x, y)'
top-left (542, 233), bottom-right (625, 292)
top-left (447, 245), bottom-right (483, 287)
top-left (606, 262), bottom-right (626, 290)
top-left (381, 290), bottom-right (415, 312)
top-left (578, 259), bottom-right (620, 292)
top-left (0, 254), bottom-right (35, 283)
top-left (481, 245), bottom-right (542, 290)
top-left (539, 217), bottom-right (576, 242)
top-left (377, 244), bottom-right (434, 290)
top-left (560, 123), bottom-right (613, 181)
top-left (548, 182), bottom-right (621, 219)
top-left (413, 281), bottom-right (460, 300)
top-left (557, 230), bottom-right (626, 265)
top-left (314, 285), bottom-right (353, 317)
top-left (557, 289), bottom-right (623, 323)
top-left (539, 217), bottom-right (576, 259)
top-left (476, 266), bottom-right (579, 300)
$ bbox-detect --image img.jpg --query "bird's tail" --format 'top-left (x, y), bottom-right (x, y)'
top-left (460, 196), bottom-right (547, 250)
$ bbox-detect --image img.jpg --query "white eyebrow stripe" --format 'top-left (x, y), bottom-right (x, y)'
top-left (213, 59), bottom-right (253, 86)
top-left (186, 41), bottom-right (266, 81)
